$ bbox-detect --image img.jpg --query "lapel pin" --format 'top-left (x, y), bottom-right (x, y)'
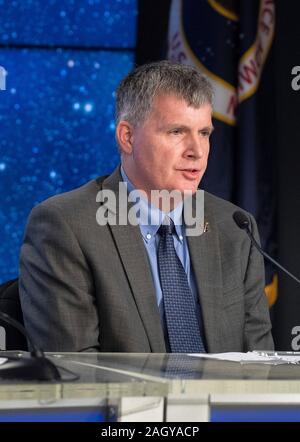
top-left (203, 221), bottom-right (210, 233)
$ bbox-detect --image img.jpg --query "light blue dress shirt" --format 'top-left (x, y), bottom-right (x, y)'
top-left (120, 166), bottom-right (205, 349)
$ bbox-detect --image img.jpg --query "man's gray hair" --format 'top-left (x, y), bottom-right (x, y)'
top-left (116, 60), bottom-right (214, 126)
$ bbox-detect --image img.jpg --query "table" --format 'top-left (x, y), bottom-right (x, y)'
top-left (1, 352), bottom-right (300, 421)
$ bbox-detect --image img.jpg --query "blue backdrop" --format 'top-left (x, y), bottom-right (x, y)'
top-left (0, 0), bottom-right (137, 283)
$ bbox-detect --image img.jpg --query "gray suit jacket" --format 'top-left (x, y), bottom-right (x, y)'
top-left (19, 167), bottom-right (274, 352)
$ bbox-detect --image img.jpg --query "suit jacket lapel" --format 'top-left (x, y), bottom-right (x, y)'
top-left (101, 168), bottom-right (166, 352)
top-left (187, 193), bottom-right (223, 352)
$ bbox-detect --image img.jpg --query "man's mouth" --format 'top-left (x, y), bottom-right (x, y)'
top-left (178, 168), bottom-right (201, 179)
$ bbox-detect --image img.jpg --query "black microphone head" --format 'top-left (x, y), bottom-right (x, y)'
top-left (233, 211), bottom-right (250, 230)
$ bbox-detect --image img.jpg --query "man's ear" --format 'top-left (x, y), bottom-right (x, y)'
top-left (116, 121), bottom-right (134, 155)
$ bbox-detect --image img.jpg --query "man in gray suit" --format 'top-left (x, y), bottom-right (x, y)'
top-left (19, 61), bottom-right (274, 352)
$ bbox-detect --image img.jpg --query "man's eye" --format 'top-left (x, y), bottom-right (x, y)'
top-left (200, 131), bottom-right (211, 138)
top-left (170, 129), bottom-right (182, 135)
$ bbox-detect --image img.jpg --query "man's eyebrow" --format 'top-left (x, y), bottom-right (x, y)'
top-left (163, 123), bottom-right (213, 129)
top-left (200, 125), bottom-right (214, 133)
top-left (163, 123), bottom-right (189, 129)
top-left (159, 123), bottom-right (215, 133)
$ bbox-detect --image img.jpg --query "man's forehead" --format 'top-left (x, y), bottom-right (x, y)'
top-left (149, 93), bottom-right (212, 122)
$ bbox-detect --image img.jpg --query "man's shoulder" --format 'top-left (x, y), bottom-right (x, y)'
top-left (32, 175), bottom-right (108, 219)
top-left (204, 190), bottom-right (254, 226)
top-left (45, 178), bottom-right (103, 204)
top-left (204, 190), bottom-right (241, 213)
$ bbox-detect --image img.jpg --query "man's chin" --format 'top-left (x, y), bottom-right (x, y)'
top-left (176, 182), bottom-right (201, 195)
top-left (148, 183), bottom-right (200, 210)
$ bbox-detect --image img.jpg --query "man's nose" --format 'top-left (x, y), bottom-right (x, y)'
top-left (185, 134), bottom-right (204, 159)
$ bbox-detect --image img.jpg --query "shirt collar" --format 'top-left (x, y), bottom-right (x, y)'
top-left (120, 166), bottom-right (184, 244)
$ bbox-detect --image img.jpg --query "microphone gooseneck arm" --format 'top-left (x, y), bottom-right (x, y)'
top-left (233, 210), bottom-right (300, 285)
top-left (0, 311), bottom-right (40, 356)
top-left (0, 311), bottom-right (61, 380)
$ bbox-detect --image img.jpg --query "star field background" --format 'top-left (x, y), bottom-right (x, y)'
top-left (0, 0), bottom-right (137, 283)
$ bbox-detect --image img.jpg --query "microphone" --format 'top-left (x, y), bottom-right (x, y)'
top-left (0, 311), bottom-right (61, 381)
top-left (233, 211), bottom-right (300, 285)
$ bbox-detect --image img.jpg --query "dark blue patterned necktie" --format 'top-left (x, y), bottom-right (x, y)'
top-left (157, 219), bottom-right (206, 353)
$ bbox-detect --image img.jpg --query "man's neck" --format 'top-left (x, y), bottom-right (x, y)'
top-left (120, 165), bottom-right (184, 212)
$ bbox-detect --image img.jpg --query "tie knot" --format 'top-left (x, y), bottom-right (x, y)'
top-left (158, 218), bottom-right (175, 237)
